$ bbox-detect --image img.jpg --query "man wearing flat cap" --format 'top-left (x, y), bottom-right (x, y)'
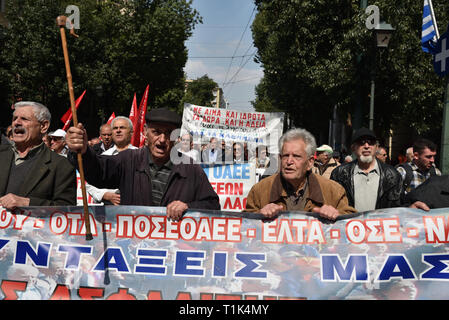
top-left (65, 108), bottom-right (220, 220)
top-left (312, 144), bottom-right (339, 179)
top-left (330, 127), bottom-right (402, 212)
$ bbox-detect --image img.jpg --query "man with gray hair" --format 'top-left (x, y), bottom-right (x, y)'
top-left (330, 127), bottom-right (402, 212)
top-left (0, 101), bottom-right (76, 210)
top-left (92, 123), bottom-right (114, 154)
top-left (85, 116), bottom-right (137, 205)
top-left (245, 128), bottom-right (355, 220)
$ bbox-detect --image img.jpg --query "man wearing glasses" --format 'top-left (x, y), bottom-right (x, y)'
top-left (48, 129), bottom-right (69, 156)
top-left (330, 127), bottom-right (402, 212)
top-left (375, 146), bottom-right (388, 163)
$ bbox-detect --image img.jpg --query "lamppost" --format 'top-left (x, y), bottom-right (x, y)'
top-left (369, 21), bottom-right (395, 131)
top-left (96, 85), bottom-right (104, 123)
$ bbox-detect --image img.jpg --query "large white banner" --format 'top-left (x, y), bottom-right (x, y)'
top-left (181, 103), bottom-right (284, 154)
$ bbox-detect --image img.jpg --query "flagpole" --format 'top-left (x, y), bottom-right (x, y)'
top-left (57, 16), bottom-right (93, 241)
top-left (428, 0), bottom-right (440, 38)
top-left (440, 76), bottom-right (449, 174)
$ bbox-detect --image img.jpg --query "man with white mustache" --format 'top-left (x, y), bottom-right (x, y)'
top-left (0, 102), bottom-right (76, 210)
top-left (330, 127), bottom-right (402, 212)
top-left (66, 108), bottom-right (220, 221)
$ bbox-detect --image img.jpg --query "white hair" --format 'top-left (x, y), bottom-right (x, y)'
top-left (111, 116), bottom-right (134, 131)
top-left (14, 101), bottom-right (51, 123)
top-left (279, 128), bottom-right (317, 157)
top-left (359, 155), bottom-right (373, 164)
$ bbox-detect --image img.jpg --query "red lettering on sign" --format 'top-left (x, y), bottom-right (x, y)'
top-left (1, 280), bottom-right (27, 300)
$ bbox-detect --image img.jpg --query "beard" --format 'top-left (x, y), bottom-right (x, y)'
top-left (359, 155), bottom-right (373, 164)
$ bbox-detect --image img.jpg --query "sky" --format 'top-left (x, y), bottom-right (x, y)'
top-left (184, 0), bottom-right (262, 111)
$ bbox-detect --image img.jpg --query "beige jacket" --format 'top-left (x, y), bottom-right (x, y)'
top-left (312, 157), bottom-right (340, 179)
top-left (245, 172), bottom-right (356, 215)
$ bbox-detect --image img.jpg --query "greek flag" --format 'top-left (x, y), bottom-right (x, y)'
top-left (421, 0), bottom-right (438, 54)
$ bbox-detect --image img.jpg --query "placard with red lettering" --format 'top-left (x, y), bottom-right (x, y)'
top-left (76, 171), bottom-right (95, 206)
top-left (181, 103), bottom-right (284, 153)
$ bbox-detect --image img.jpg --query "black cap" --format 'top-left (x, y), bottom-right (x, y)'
top-left (145, 108), bottom-right (182, 127)
top-left (352, 127), bottom-right (376, 144)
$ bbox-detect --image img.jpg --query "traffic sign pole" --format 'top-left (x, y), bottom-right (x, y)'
top-left (440, 77), bottom-right (449, 174)
top-left (433, 24), bottom-right (449, 173)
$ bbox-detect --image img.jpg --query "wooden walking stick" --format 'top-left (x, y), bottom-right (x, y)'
top-left (57, 15), bottom-right (93, 240)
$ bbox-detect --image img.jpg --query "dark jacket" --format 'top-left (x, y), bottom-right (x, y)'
top-left (404, 175), bottom-right (449, 208)
top-left (1, 134), bottom-right (11, 146)
top-left (330, 158), bottom-right (402, 210)
top-left (76, 146), bottom-right (220, 210)
top-left (92, 142), bottom-right (114, 155)
top-left (0, 144), bottom-right (76, 206)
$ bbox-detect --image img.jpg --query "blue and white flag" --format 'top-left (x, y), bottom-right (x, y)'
top-left (422, 0), bottom-right (439, 54)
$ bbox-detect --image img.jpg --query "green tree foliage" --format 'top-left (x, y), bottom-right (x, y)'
top-left (251, 0), bottom-right (449, 144)
top-left (180, 74), bottom-right (218, 112)
top-left (0, 0), bottom-right (200, 136)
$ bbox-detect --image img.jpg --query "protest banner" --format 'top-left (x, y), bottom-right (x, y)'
top-left (203, 163), bottom-right (256, 212)
top-left (76, 171), bottom-right (95, 206)
top-left (0, 205), bottom-right (449, 300)
top-left (181, 103), bottom-right (284, 154)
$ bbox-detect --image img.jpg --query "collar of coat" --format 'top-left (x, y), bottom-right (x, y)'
top-left (0, 144), bottom-right (54, 196)
top-left (314, 157), bottom-right (339, 168)
top-left (269, 171), bottom-right (324, 205)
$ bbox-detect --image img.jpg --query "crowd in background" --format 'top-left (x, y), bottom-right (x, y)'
top-left (0, 101), bottom-right (446, 218)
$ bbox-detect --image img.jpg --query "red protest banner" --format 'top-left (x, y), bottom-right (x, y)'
top-left (61, 90), bottom-right (87, 131)
top-left (107, 112), bottom-right (116, 124)
top-left (131, 85), bottom-right (149, 147)
top-left (128, 92), bottom-right (138, 130)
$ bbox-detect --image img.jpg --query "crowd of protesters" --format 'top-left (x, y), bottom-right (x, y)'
top-left (0, 100), bottom-right (447, 220)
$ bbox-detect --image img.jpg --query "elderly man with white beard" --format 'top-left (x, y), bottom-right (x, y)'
top-left (330, 127), bottom-right (402, 212)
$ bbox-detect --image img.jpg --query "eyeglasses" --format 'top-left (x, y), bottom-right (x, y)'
top-left (356, 138), bottom-right (376, 146)
top-left (49, 137), bottom-right (63, 141)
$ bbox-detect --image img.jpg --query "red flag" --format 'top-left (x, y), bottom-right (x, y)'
top-left (107, 112), bottom-right (116, 124)
top-left (131, 85), bottom-right (149, 147)
top-left (61, 90), bottom-right (87, 131)
top-left (128, 92), bottom-right (138, 131)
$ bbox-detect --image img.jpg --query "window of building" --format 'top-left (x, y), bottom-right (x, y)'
top-left (0, 0), bottom-right (5, 13)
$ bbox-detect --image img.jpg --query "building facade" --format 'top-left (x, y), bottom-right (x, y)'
top-left (211, 87), bottom-right (227, 109)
